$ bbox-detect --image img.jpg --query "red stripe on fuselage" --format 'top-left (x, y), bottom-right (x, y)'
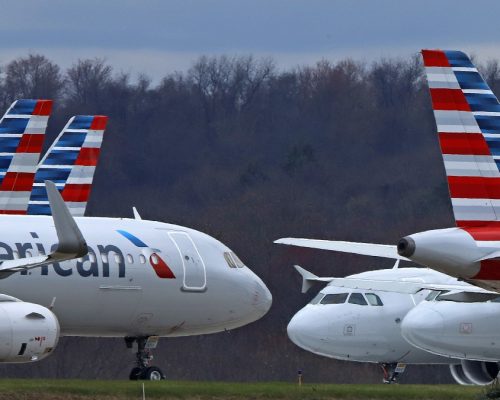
top-left (430, 89), bottom-right (470, 111)
top-left (448, 176), bottom-right (500, 199)
top-left (422, 50), bottom-right (450, 67)
top-left (439, 133), bottom-right (491, 155)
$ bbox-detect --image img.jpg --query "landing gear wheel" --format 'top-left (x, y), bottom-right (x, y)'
top-left (125, 336), bottom-right (165, 381)
top-left (129, 367), bottom-right (142, 380)
top-left (142, 366), bottom-right (165, 380)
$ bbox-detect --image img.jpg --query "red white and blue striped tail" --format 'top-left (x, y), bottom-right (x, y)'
top-left (27, 115), bottom-right (107, 217)
top-left (422, 50), bottom-right (500, 228)
top-left (0, 99), bottom-right (52, 215)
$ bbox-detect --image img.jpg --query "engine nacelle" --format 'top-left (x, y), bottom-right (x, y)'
top-left (397, 228), bottom-right (485, 279)
top-left (0, 301), bottom-right (59, 363)
top-left (450, 364), bottom-right (473, 385)
top-left (460, 360), bottom-right (499, 386)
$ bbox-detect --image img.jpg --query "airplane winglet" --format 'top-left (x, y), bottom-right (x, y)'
top-left (46, 180), bottom-right (88, 258)
top-left (132, 207), bottom-right (142, 220)
top-left (294, 265), bottom-right (318, 293)
top-left (293, 265), bottom-right (335, 293)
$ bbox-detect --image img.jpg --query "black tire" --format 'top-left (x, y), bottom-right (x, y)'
top-left (129, 367), bottom-right (143, 380)
top-left (142, 366), bottom-right (165, 380)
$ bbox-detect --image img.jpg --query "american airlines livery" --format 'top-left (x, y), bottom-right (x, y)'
top-left (28, 115), bottom-right (107, 216)
top-left (0, 101), bottom-right (271, 381)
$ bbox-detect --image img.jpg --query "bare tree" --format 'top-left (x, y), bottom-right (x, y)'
top-left (2, 54), bottom-right (62, 108)
top-left (64, 58), bottom-right (112, 110)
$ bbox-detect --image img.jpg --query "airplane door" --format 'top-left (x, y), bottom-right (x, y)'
top-left (168, 231), bottom-right (207, 292)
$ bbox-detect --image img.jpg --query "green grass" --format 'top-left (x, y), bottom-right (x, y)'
top-left (0, 380), bottom-right (485, 400)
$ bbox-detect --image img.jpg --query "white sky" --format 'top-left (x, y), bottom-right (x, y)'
top-left (1, 0), bottom-right (499, 82)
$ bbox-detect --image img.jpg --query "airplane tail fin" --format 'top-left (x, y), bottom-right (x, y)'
top-left (28, 115), bottom-right (107, 216)
top-left (0, 99), bottom-right (52, 214)
top-left (422, 50), bottom-right (500, 228)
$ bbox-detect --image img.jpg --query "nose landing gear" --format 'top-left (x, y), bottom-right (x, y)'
top-left (380, 363), bottom-right (406, 384)
top-left (125, 336), bottom-right (166, 380)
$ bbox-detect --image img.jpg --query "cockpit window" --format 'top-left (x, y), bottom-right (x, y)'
top-left (425, 290), bottom-right (441, 301)
top-left (231, 252), bottom-right (245, 268)
top-left (224, 252), bottom-right (237, 268)
top-left (348, 293), bottom-right (368, 306)
top-left (309, 292), bottom-right (324, 305)
top-left (365, 293), bottom-right (383, 306)
top-left (320, 293), bottom-right (348, 305)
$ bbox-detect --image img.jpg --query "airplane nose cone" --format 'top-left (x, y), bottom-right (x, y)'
top-left (401, 306), bottom-right (444, 352)
top-left (287, 309), bottom-right (316, 351)
top-left (252, 275), bottom-right (273, 315)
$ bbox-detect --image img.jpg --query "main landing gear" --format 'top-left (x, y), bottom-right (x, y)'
top-left (380, 363), bottom-right (406, 384)
top-left (125, 336), bottom-right (166, 380)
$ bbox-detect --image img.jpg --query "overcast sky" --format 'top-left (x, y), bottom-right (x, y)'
top-left (1, 0), bottom-right (499, 82)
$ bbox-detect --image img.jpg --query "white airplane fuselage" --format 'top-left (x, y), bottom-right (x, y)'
top-left (0, 215), bottom-right (272, 338)
top-left (402, 299), bottom-right (500, 362)
top-left (287, 268), bottom-right (455, 364)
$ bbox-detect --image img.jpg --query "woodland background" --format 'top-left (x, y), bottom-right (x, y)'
top-left (0, 52), bottom-right (498, 383)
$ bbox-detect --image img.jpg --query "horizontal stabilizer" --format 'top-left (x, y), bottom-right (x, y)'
top-left (293, 265), bottom-right (494, 296)
top-left (275, 238), bottom-right (408, 260)
top-left (0, 180), bottom-right (88, 277)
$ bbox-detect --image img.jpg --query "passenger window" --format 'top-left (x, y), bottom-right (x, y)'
top-left (89, 253), bottom-right (96, 263)
top-left (365, 293), bottom-right (383, 306)
top-left (151, 254), bottom-right (159, 265)
top-left (13, 251), bottom-right (18, 259)
top-left (320, 293), bottom-right (348, 305)
top-left (26, 251), bottom-right (32, 257)
top-left (224, 252), bottom-right (237, 268)
top-left (101, 253), bottom-right (108, 263)
top-left (309, 292), bottom-right (324, 305)
top-left (114, 254), bottom-right (122, 263)
top-left (127, 254), bottom-right (134, 264)
top-left (348, 293), bottom-right (368, 306)
top-left (139, 254), bottom-right (146, 264)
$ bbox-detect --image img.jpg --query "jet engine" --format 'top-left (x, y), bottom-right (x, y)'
top-left (0, 300), bottom-right (59, 363)
top-left (397, 228), bottom-right (485, 279)
top-left (451, 361), bottom-right (500, 385)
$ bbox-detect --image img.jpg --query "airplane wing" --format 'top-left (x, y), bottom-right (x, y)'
top-left (275, 238), bottom-right (409, 260)
top-left (294, 265), bottom-right (496, 298)
top-left (0, 180), bottom-right (87, 277)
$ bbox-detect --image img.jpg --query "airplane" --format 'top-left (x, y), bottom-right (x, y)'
top-left (400, 293), bottom-right (500, 385)
top-left (0, 101), bottom-right (272, 380)
top-left (286, 264), bottom-right (481, 384)
top-left (278, 50), bottom-right (500, 292)
top-left (278, 49), bottom-right (500, 385)
top-left (0, 182), bottom-right (272, 380)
